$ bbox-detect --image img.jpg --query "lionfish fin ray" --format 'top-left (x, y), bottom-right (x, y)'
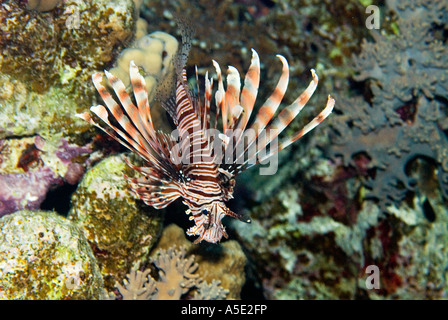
top-left (232, 49), bottom-right (260, 141)
top-left (241, 69), bottom-right (320, 168)
top-left (233, 54), bottom-right (289, 165)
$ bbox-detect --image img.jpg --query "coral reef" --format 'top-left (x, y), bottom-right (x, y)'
top-left (0, 0), bottom-right (136, 138)
top-left (230, 184), bottom-right (359, 299)
top-left (232, 162), bottom-right (448, 299)
top-left (229, 0), bottom-right (448, 300)
top-left (0, 0), bottom-right (136, 93)
top-left (325, 0), bottom-right (448, 211)
top-left (0, 73), bottom-right (90, 138)
top-left (114, 245), bottom-right (229, 300)
top-left (68, 154), bottom-right (164, 290)
top-left (141, 0), bottom-right (367, 112)
top-left (359, 193), bottom-right (448, 299)
top-left (3, 0), bottom-right (447, 301)
top-left (0, 210), bottom-right (105, 299)
top-left (0, 135), bottom-right (92, 217)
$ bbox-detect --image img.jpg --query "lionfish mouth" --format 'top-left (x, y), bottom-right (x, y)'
top-left (186, 201), bottom-right (237, 244)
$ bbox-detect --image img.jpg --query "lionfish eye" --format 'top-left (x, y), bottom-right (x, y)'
top-left (201, 209), bottom-right (209, 215)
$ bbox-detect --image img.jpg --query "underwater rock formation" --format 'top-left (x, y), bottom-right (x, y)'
top-left (0, 210), bottom-right (105, 299)
top-left (0, 0), bottom-right (136, 138)
top-left (0, 136), bottom-right (92, 217)
top-left (325, 0), bottom-right (448, 211)
top-left (68, 154), bottom-right (164, 290)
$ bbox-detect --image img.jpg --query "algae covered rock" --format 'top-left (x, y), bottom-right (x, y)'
top-left (0, 210), bottom-right (105, 299)
top-left (0, 135), bottom-right (92, 217)
top-left (0, 0), bottom-right (137, 138)
top-left (359, 194), bottom-right (448, 299)
top-left (0, 0), bottom-right (136, 93)
top-left (68, 154), bottom-right (164, 290)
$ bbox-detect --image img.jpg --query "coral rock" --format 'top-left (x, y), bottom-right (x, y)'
top-left (0, 135), bottom-right (92, 217)
top-left (0, 0), bottom-right (136, 138)
top-left (68, 154), bottom-right (164, 291)
top-left (0, 210), bottom-right (105, 299)
top-left (25, 0), bottom-right (63, 12)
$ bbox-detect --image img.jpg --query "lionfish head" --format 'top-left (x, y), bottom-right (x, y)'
top-left (186, 201), bottom-right (251, 244)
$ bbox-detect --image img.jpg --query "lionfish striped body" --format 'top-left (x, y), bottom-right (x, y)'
top-left (77, 48), bottom-right (335, 244)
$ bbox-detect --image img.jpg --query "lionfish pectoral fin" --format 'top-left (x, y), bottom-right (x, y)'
top-left (123, 157), bottom-right (182, 209)
top-left (226, 209), bottom-right (251, 224)
top-left (129, 181), bottom-right (181, 209)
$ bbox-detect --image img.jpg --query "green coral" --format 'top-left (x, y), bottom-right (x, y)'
top-left (68, 154), bottom-right (164, 291)
top-left (0, 0), bottom-right (136, 139)
top-left (0, 0), bottom-right (136, 93)
top-left (0, 210), bottom-right (105, 299)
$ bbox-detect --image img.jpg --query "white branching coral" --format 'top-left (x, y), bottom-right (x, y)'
top-left (113, 246), bottom-right (228, 300)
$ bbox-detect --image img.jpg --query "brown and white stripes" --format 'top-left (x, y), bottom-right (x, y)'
top-left (76, 49), bottom-right (335, 243)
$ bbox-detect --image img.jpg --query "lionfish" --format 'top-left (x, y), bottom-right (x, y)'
top-left (76, 42), bottom-right (335, 244)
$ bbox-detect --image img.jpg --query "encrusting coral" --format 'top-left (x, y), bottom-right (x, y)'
top-left (113, 246), bottom-right (229, 300)
top-left (0, 210), bottom-right (105, 299)
top-left (0, 135), bottom-right (92, 217)
top-left (0, 0), bottom-right (135, 94)
top-left (68, 154), bottom-right (163, 291)
top-left (325, 0), bottom-right (448, 211)
top-left (0, 0), bottom-right (136, 138)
